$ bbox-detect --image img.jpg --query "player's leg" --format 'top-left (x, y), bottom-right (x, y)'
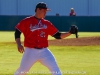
top-left (39, 48), bottom-right (62, 75)
top-left (14, 47), bottom-right (39, 75)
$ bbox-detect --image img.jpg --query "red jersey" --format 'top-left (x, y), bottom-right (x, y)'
top-left (16, 16), bottom-right (58, 48)
top-left (70, 12), bottom-right (76, 16)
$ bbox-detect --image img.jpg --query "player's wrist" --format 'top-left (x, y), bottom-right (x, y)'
top-left (17, 44), bottom-right (22, 47)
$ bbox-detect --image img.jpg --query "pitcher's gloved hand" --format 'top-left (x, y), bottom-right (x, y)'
top-left (69, 25), bottom-right (78, 34)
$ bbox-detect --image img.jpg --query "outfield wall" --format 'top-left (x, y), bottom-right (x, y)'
top-left (0, 16), bottom-right (100, 32)
top-left (0, 0), bottom-right (100, 16)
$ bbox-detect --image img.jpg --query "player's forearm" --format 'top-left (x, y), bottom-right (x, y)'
top-left (15, 38), bottom-right (22, 46)
top-left (53, 32), bottom-right (71, 39)
top-left (60, 32), bottom-right (71, 39)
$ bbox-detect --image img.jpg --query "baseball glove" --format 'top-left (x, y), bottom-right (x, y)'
top-left (69, 25), bottom-right (78, 34)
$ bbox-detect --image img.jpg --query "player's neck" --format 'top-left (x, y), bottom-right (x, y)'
top-left (34, 14), bottom-right (43, 19)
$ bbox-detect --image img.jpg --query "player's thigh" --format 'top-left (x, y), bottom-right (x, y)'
top-left (19, 48), bottom-right (39, 69)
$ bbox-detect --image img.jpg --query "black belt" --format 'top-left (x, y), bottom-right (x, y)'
top-left (34, 47), bottom-right (46, 49)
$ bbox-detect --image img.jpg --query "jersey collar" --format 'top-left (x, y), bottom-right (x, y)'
top-left (34, 16), bottom-right (42, 20)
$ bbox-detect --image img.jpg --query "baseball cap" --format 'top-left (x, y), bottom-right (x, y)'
top-left (35, 2), bottom-right (50, 11)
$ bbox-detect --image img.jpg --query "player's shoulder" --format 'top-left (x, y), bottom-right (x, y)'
top-left (20, 16), bottom-right (34, 23)
top-left (42, 19), bottom-right (55, 27)
top-left (22, 16), bottom-right (34, 21)
top-left (43, 19), bottom-right (52, 24)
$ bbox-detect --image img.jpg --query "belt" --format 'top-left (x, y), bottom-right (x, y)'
top-left (34, 47), bottom-right (46, 49)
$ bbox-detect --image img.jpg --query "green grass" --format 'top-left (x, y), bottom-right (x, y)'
top-left (0, 44), bottom-right (100, 75)
top-left (0, 31), bottom-right (100, 75)
top-left (0, 31), bottom-right (100, 42)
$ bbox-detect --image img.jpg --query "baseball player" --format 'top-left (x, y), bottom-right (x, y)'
top-left (14, 2), bottom-right (78, 75)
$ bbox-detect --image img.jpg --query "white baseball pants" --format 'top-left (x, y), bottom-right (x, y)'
top-left (14, 47), bottom-right (62, 75)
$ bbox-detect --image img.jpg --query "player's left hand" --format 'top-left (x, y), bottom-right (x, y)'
top-left (69, 25), bottom-right (78, 34)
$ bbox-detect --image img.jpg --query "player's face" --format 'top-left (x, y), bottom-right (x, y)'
top-left (39, 9), bottom-right (47, 18)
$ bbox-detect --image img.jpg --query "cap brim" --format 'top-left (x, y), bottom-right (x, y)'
top-left (46, 8), bottom-right (51, 11)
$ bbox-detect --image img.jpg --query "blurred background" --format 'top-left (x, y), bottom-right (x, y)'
top-left (0, 0), bottom-right (100, 16)
top-left (0, 0), bottom-right (100, 32)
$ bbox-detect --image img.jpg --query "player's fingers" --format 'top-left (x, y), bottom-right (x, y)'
top-left (18, 47), bottom-right (24, 53)
top-left (18, 49), bottom-right (23, 53)
top-left (21, 47), bottom-right (25, 53)
top-left (18, 48), bottom-right (22, 53)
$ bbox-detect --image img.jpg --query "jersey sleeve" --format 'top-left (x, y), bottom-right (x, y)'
top-left (48, 22), bottom-right (58, 36)
top-left (15, 19), bottom-right (25, 32)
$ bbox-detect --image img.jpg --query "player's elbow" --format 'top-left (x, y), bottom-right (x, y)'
top-left (52, 32), bottom-right (61, 39)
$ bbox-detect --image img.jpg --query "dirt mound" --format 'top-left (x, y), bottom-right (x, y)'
top-left (49, 37), bottom-right (100, 46)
